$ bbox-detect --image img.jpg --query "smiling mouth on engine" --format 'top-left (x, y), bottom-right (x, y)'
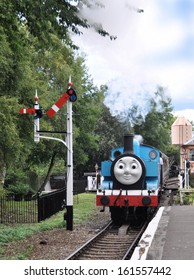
top-left (123, 174), bottom-right (132, 179)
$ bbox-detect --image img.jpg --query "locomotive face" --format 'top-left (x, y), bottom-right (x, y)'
top-left (113, 156), bottom-right (143, 185)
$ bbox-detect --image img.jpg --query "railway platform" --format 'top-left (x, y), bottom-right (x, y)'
top-left (131, 205), bottom-right (194, 260)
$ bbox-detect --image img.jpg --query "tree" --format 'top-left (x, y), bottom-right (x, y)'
top-left (93, 104), bottom-right (125, 163)
top-left (0, 97), bottom-right (22, 188)
top-left (13, 0), bottom-right (115, 48)
top-left (0, 0), bottom-right (132, 190)
top-left (0, 1), bottom-right (28, 97)
top-left (0, 0), bottom-right (108, 188)
top-left (72, 72), bottom-right (105, 175)
top-left (132, 86), bottom-right (174, 153)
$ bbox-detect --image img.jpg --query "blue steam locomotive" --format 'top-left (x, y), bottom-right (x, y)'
top-left (96, 134), bottom-right (169, 223)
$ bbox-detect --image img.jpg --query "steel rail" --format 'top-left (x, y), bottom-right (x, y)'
top-left (65, 220), bottom-right (113, 260)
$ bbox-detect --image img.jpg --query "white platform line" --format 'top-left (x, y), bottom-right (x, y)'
top-left (130, 207), bottom-right (165, 260)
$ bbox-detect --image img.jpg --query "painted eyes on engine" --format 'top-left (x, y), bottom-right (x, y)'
top-left (118, 162), bottom-right (138, 170)
top-left (131, 163), bottom-right (138, 169)
top-left (118, 163), bottom-right (124, 169)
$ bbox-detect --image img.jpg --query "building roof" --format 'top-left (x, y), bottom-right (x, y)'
top-left (184, 137), bottom-right (194, 146)
top-left (172, 116), bottom-right (192, 127)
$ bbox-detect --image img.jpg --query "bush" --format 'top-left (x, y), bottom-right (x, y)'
top-left (6, 184), bottom-right (30, 196)
top-left (0, 188), bottom-right (9, 198)
top-left (6, 184), bottom-right (36, 201)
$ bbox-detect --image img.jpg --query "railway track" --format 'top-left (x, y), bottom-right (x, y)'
top-left (66, 221), bottom-right (148, 260)
top-left (66, 177), bottom-right (179, 260)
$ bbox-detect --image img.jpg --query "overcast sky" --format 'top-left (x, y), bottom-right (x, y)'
top-left (71, 0), bottom-right (194, 122)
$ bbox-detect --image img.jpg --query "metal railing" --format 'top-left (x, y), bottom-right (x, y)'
top-left (0, 196), bottom-right (38, 223)
top-left (37, 188), bottom-right (66, 222)
top-left (0, 179), bottom-right (87, 224)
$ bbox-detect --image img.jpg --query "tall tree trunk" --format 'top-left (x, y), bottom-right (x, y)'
top-left (0, 158), bottom-right (6, 189)
top-left (37, 151), bottom-right (57, 193)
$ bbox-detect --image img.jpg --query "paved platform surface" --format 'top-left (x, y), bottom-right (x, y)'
top-left (147, 205), bottom-right (194, 260)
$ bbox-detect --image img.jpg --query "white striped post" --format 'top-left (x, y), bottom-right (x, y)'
top-left (34, 90), bottom-right (40, 143)
top-left (66, 77), bottom-right (73, 230)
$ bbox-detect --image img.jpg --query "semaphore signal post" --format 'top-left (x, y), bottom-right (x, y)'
top-left (19, 77), bottom-right (77, 230)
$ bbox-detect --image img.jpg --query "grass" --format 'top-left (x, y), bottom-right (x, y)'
top-left (179, 192), bottom-right (194, 205)
top-left (0, 193), bottom-right (97, 258)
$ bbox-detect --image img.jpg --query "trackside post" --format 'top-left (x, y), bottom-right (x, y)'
top-left (19, 77), bottom-right (77, 230)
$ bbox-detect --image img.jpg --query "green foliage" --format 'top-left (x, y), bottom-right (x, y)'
top-left (132, 86), bottom-right (175, 153)
top-left (0, 97), bottom-right (22, 165)
top-left (0, 188), bottom-right (9, 198)
top-left (6, 184), bottom-right (31, 196)
top-left (12, 0), bottom-right (114, 48)
top-left (0, 28), bottom-right (13, 93)
top-left (176, 191), bottom-right (194, 205)
top-left (0, 0), bottom-right (109, 184)
top-left (165, 145), bottom-right (180, 164)
top-left (94, 104), bottom-right (125, 162)
top-left (14, 0), bottom-right (85, 44)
